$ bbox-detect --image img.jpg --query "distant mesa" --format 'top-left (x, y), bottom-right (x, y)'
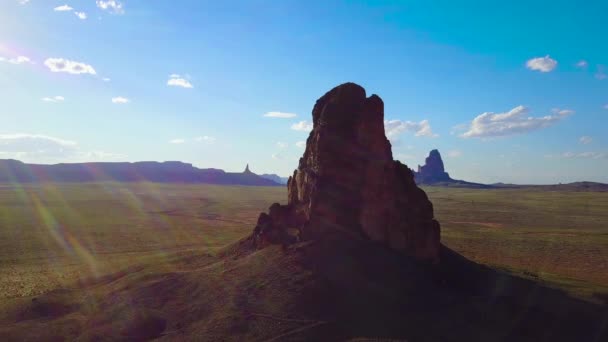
top-left (251, 82), bottom-right (441, 262)
top-left (259, 173), bottom-right (289, 184)
top-left (0, 159), bottom-right (281, 186)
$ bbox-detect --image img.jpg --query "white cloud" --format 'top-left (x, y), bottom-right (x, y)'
top-left (102, 77), bottom-right (111, 82)
top-left (111, 96), bottom-right (129, 104)
top-left (169, 139), bottom-right (185, 144)
top-left (384, 119), bottom-right (437, 138)
top-left (96, 0), bottom-right (124, 14)
top-left (18, 0), bottom-right (30, 5)
top-left (595, 65), bottom-right (607, 80)
top-left (0, 55), bottom-right (32, 65)
top-left (195, 136), bottom-right (216, 144)
top-left (460, 106), bottom-right (572, 139)
top-left (552, 108), bottom-right (574, 116)
top-left (526, 55), bottom-right (558, 72)
top-left (276, 142), bottom-right (288, 149)
top-left (0, 134), bottom-right (76, 149)
top-left (447, 150), bottom-right (462, 158)
top-left (167, 75), bottom-right (193, 88)
top-left (41, 96), bottom-right (65, 103)
top-left (44, 58), bottom-right (96, 75)
top-left (290, 120), bottom-right (313, 132)
top-left (0, 134), bottom-right (74, 162)
top-left (558, 151), bottom-right (606, 160)
top-left (263, 111), bottom-right (297, 118)
top-left (271, 153), bottom-right (284, 160)
top-left (579, 136), bottom-right (593, 145)
top-left (75, 12), bottom-right (87, 20)
top-left (576, 60), bottom-right (588, 68)
top-left (0, 133), bottom-right (126, 163)
top-left (54, 5), bottom-right (73, 11)
top-left (295, 141), bottom-right (306, 148)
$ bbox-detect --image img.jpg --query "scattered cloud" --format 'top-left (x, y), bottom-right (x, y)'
top-left (271, 153), bottom-right (284, 160)
top-left (579, 136), bottom-right (593, 145)
top-left (102, 77), bottom-right (111, 82)
top-left (167, 74), bottom-right (193, 88)
top-left (0, 55), bottom-right (32, 65)
top-left (290, 121), bottom-right (313, 132)
top-left (558, 151), bottom-right (606, 160)
top-left (384, 119), bottom-right (437, 138)
top-left (460, 106), bottom-right (572, 139)
top-left (111, 96), bottom-right (130, 104)
top-left (18, 0), bottom-right (30, 5)
top-left (595, 65), bottom-right (607, 80)
top-left (0, 133), bottom-right (70, 162)
top-left (0, 133), bottom-right (125, 163)
top-left (54, 4), bottom-right (73, 11)
top-left (44, 58), bottom-right (96, 75)
top-left (526, 55), bottom-right (557, 72)
top-left (75, 12), bottom-right (87, 20)
top-left (276, 142), bottom-right (288, 149)
top-left (552, 108), bottom-right (574, 116)
top-left (295, 141), bottom-right (306, 148)
top-left (42, 96), bottom-right (65, 103)
top-left (576, 60), bottom-right (588, 68)
top-left (169, 139), bottom-right (185, 144)
top-left (263, 111), bottom-right (297, 118)
top-left (447, 150), bottom-right (462, 158)
top-left (96, 0), bottom-right (124, 14)
top-left (195, 136), bottom-right (216, 144)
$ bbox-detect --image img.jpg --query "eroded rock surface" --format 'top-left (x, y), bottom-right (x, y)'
top-left (253, 83), bottom-right (440, 262)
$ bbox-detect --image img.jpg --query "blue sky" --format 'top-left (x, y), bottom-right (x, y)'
top-left (1, 0), bottom-right (607, 184)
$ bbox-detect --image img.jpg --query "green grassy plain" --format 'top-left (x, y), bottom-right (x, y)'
top-left (426, 187), bottom-right (608, 296)
top-left (1, 182), bottom-right (607, 302)
top-left (0, 182), bottom-right (282, 299)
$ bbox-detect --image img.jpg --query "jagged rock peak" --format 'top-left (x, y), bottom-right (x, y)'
top-left (244, 164), bottom-right (252, 174)
top-left (415, 149), bottom-right (451, 184)
top-left (252, 82), bottom-right (441, 263)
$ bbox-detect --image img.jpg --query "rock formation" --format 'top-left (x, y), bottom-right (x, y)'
top-left (415, 149), bottom-right (451, 184)
top-left (252, 83), bottom-right (441, 262)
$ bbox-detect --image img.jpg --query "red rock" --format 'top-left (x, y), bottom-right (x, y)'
top-left (253, 83), bottom-right (440, 263)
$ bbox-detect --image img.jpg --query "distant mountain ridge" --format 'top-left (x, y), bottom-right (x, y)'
top-left (0, 159), bottom-right (281, 186)
top-left (259, 173), bottom-right (289, 184)
top-left (413, 150), bottom-right (607, 191)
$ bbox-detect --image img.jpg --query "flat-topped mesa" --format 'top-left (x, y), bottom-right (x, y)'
top-left (252, 83), bottom-right (441, 263)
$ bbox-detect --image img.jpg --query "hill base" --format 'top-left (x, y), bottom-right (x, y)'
top-left (1, 236), bottom-right (606, 341)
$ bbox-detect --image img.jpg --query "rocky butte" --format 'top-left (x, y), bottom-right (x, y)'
top-left (252, 82), bottom-right (441, 262)
top-left (415, 149), bottom-right (452, 184)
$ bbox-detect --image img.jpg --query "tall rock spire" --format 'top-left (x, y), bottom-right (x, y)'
top-left (252, 83), bottom-right (441, 263)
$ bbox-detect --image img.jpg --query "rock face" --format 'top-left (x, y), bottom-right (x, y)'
top-left (252, 83), bottom-right (440, 262)
top-left (415, 150), bottom-right (451, 184)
